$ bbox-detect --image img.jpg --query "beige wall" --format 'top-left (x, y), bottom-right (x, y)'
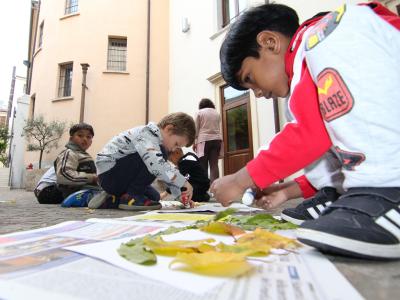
top-left (27, 0), bottom-right (169, 168)
top-left (379, 0), bottom-right (400, 13)
top-left (169, 0), bottom-right (363, 179)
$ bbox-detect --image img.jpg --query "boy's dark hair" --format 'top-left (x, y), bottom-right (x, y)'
top-left (199, 98), bottom-right (215, 109)
top-left (158, 112), bottom-right (196, 146)
top-left (220, 4), bottom-right (299, 90)
top-left (69, 123), bottom-right (94, 137)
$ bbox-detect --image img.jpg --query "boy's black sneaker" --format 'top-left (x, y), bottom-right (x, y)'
top-left (296, 188), bottom-right (400, 260)
top-left (118, 194), bottom-right (161, 211)
top-left (88, 191), bottom-right (119, 209)
top-left (281, 187), bottom-right (340, 225)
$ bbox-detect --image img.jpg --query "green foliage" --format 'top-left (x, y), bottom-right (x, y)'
top-left (118, 240), bottom-right (157, 265)
top-left (223, 214), bottom-right (298, 231)
top-left (23, 115), bottom-right (66, 168)
top-left (0, 125), bottom-right (9, 165)
top-left (119, 210), bottom-right (298, 266)
top-left (214, 208), bottom-right (238, 221)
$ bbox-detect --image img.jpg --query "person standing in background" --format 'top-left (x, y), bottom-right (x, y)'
top-left (194, 98), bottom-right (223, 184)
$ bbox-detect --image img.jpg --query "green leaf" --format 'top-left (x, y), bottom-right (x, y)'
top-left (117, 243), bottom-right (157, 265)
top-left (224, 214), bottom-right (298, 231)
top-left (214, 208), bottom-right (237, 221)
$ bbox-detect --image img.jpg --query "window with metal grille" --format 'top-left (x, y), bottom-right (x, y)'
top-left (58, 63), bottom-right (73, 97)
top-left (107, 38), bottom-right (127, 71)
top-left (65, 0), bottom-right (78, 15)
top-left (38, 21), bottom-right (44, 48)
top-left (222, 0), bottom-right (247, 27)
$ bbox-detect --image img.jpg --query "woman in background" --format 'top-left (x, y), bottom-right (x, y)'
top-left (194, 98), bottom-right (223, 184)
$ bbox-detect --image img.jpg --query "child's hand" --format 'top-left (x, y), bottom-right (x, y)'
top-left (254, 187), bottom-right (289, 209)
top-left (210, 174), bottom-right (244, 206)
top-left (210, 167), bottom-right (254, 207)
top-left (92, 175), bottom-right (98, 184)
top-left (160, 191), bottom-right (169, 200)
top-left (254, 181), bottom-right (302, 209)
top-left (182, 181), bottom-right (194, 208)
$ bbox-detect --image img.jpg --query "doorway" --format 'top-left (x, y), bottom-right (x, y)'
top-left (220, 85), bottom-right (253, 175)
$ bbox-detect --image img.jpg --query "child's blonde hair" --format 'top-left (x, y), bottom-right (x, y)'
top-left (158, 112), bottom-right (196, 146)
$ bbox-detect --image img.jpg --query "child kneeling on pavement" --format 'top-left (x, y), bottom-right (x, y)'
top-left (161, 148), bottom-right (210, 203)
top-left (212, 2), bottom-right (400, 259)
top-left (54, 123), bottom-right (99, 205)
top-left (90, 112), bottom-right (195, 211)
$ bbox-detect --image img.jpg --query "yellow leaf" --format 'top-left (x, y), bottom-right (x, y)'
top-left (237, 228), bottom-right (300, 249)
top-left (143, 236), bottom-right (215, 256)
top-left (216, 241), bottom-right (271, 256)
top-left (169, 252), bottom-right (253, 277)
top-left (197, 243), bottom-right (216, 253)
top-left (200, 222), bottom-right (245, 237)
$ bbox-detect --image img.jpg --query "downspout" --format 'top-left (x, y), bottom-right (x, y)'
top-left (272, 97), bottom-right (280, 134)
top-left (79, 63), bottom-right (90, 122)
top-left (27, 0), bottom-right (41, 95)
top-left (273, 97), bottom-right (283, 183)
top-left (145, 0), bottom-right (151, 123)
top-left (6, 67), bottom-right (16, 127)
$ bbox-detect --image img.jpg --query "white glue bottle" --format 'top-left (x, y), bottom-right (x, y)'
top-left (242, 188), bottom-right (255, 206)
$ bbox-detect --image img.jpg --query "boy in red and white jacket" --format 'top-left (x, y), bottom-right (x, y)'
top-left (212, 2), bottom-right (400, 259)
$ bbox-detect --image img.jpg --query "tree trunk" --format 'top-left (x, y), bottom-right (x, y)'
top-left (39, 150), bottom-right (43, 169)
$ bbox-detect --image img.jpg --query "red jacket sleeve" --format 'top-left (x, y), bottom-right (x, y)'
top-left (247, 63), bottom-right (332, 189)
top-left (361, 2), bottom-right (400, 30)
top-left (295, 175), bottom-right (317, 199)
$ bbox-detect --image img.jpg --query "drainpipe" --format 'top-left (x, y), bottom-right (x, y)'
top-left (27, 0), bottom-right (41, 95)
top-left (79, 63), bottom-right (90, 122)
top-left (145, 0), bottom-right (151, 123)
top-left (273, 97), bottom-right (283, 182)
top-left (6, 67), bottom-right (16, 128)
top-left (272, 97), bottom-right (280, 134)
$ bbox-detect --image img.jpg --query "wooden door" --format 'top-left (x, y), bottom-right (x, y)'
top-left (220, 85), bottom-right (253, 175)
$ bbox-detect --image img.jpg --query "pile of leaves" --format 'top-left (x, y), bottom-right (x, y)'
top-left (214, 209), bottom-right (298, 231)
top-left (118, 210), bottom-right (300, 278)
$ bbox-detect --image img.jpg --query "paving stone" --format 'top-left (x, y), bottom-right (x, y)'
top-left (0, 189), bottom-right (399, 300)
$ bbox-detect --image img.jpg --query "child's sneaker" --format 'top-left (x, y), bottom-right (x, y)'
top-left (118, 193), bottom-right (161, 211)
top-left (61, 189), bottom-right (95, 207)
top-left (88, 191), bottom-right (119, 209)
top-left (281, 187), bottom-right (340, 225)
top-left (296, 188), bottom-right (400, 260)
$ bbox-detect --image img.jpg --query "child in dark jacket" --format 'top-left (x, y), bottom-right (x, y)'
top-left (54, 123), bottom-right (98, 199)
top-left (164, 148), bottom-right (210, 202)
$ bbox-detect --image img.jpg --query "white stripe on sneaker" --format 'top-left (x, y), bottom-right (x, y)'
top-left (296, 228), bottom-right (400, 259)
top-left (325, 201), bottom-right (332, 206)
top-left (376, 216), bottom-right (400, 240)
top-left (307, 207), bottom-right (320, 219)
top-left (385, 209), bottom-right (400, 227)
top-left (316, 204), bottom-right (325, 212)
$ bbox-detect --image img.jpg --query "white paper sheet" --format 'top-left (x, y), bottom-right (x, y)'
top-left (65, 229), bottom-right (363, 299)
top-left (65, 229), bottom-right (235, 294)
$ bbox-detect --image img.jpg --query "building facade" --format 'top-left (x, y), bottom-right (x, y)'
top-left (26, 0), bottom-right (169, 167)
top-left (168, 0), bottom-right (398, 177)
top-left (25, 0), bottom-right (399, 180)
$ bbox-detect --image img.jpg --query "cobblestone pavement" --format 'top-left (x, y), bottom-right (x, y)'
top-left (0, 189), bottom-right (399, 299)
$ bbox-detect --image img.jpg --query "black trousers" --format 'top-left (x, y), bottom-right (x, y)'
top-left (99, 152), bottom-right (160, 201)
top-left (35, 185), bottom-right (64, 204)
top-left (199, 139), bottom-right (221, 184)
